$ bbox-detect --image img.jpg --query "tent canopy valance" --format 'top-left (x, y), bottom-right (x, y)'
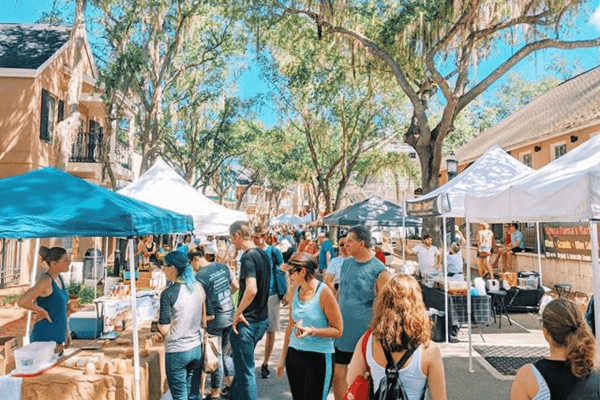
top-left (0, 167), bottom-right (193, 238)
top-left (118, 160), bottom-right (247, 236)
top-left (323, 196), bottom-right (421, 227)
top-left (406, 145), bottom-right (533, 217)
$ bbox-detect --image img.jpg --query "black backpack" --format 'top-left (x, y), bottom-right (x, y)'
top-left (372, 343), bottom-right (425, 400)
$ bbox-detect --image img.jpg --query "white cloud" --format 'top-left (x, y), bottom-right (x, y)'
top-left (591, 4), bottom-right (600, 30)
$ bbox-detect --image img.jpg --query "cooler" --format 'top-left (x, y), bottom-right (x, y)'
top-left (69, 311), bottom-right (103, 339)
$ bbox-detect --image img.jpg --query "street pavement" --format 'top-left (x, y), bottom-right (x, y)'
top-left (252, 304), bottom-right (546, 400)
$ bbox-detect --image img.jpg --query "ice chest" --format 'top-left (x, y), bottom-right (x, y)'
top-left (69, 311), bottom-right (103, 339)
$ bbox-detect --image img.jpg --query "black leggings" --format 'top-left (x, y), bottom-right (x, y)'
top-left (285, 347), bottom-right (334, 400)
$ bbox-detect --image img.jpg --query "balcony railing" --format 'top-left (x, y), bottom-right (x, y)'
top-left (69, 132), bottom-right (132, 171)
top-left (113, 139), bottom-right (132, 170)
top-left (70, 130), bottom-right (103, 163)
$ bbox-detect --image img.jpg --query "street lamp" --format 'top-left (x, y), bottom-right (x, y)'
top-left (446, 151), bottom-right (458, 180)
top-left (446, 151), bottom-right (459, 243)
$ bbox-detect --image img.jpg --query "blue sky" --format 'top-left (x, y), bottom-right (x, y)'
top-left (2, 0), bottom-right (600, 128)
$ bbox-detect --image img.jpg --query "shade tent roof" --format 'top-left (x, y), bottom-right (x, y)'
top-left (118, 160), bottom-right (247, 236)
top-left (298, 211), bottom-right (315, 225)
top-left (0, 168), bottom-right (193, 238)
top-left (269, 213), bottom-right (301, 227)
top-left (465, 134), bottom-right (600, 223)
top-left (406, 145), bottom-right (533, 217)
top-left (322, 196), bottom-right (421, 227)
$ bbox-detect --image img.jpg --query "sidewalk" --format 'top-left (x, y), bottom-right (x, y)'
top-left (255, 305), bottom-right (545, 400)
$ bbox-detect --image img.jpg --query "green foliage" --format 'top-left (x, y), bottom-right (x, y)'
top-left (2, 294), bottom-right (21, 306)
top-left (67, 282), bottom-right (83, 296)
top-left (78, 286), bottom-right (97, 305)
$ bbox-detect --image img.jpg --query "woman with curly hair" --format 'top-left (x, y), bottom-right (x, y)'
top-left (511, 298), bottom-right (599, 399)
top-left (346, 274), bottom-right (447, 399)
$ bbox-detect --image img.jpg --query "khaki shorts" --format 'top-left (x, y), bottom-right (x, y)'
top-left (267, 294), bottom-right (281, 332)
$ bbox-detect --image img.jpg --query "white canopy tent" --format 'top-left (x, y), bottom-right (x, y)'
top-left (406, 145), bottom-right (533, 217)
top-left (406, 145), bottom-right (534, 369)
top-left (466, 133), bottom-right (600, 353)
top-left (119, 160), bottom-right (248, 236)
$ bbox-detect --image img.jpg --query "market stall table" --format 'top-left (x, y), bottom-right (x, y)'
top-left (420, 284), bottom-right (492, 341)
top-left (17, 323), bottom-right (166, 400)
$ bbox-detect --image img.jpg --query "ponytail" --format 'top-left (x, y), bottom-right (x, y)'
top-left (180, 264), bottom-right (196, 293)
top-left (39, 246), bottom-right (67, 264)
top-left (543, 298), bottom-right (597, 378)
top-left (565, 322), bottom-right (597, 378)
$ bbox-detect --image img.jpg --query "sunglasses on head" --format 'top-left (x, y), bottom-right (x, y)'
top-left (287, 267), bottom-right (302, 275)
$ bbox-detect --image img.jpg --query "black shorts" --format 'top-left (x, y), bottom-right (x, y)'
top-left (511, 247), bottom-right (524, 253)
top-left (334, 348), bottom-right (354, 365)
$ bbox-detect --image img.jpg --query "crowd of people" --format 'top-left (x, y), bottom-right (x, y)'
top-left (16, 220), bottom-right (600, 400)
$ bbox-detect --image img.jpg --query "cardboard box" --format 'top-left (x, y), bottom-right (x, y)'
top-left (0, 337), bottom-right (18, 375)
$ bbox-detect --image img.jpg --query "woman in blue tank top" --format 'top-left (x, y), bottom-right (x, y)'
top-left (18, 246), bottom-right (70, 348)
top-left (276, 252), bottom-right (343, 400)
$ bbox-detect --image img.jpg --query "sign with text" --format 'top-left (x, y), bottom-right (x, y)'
top-left (406, 194), bottom-right (449, 217)
top-left (543, 222), bottom-right (600, 261)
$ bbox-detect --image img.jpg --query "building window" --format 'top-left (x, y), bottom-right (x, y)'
top-left (40, 89), bottom-right (56, 142)
top-left (552, 142), bottom-right (567, 160)
top-left (409, 152), bottom-right (416, 159)
top-left (520, 152), bottom-right (532, 168)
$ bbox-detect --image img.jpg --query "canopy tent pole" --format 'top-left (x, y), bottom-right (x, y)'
top-left (466, 221), bottom-right (473, 372)
top-left (402, 200), bottom-right (406, 263)
top-left (535, 222), bottom-right (543, 286)
top-left (93, 238), bottom-right (98, 300)
top-left (128, 239), bottom-right (141, 400)
top-left (104, 237), bottom-right (109, 295)
top-left (590, 221), bottom-right (600, 355)
top-left (24, 238), bottom-right (41, 345)
top-left (442, 217), bottom-right (449, 343)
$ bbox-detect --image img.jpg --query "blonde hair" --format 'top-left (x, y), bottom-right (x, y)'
top-left (371, 274), bottom-right (431, 351)
top-left (542, 298), bottom-right (597, 378)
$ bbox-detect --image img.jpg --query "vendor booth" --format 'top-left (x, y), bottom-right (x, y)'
top-left (466, 133), bottom-right (600, 352)
top-left (405, 145), bottom-right (533, 368)
top-left (0, 167), bottom-right (194, 400)
top-left (118, 159), bottom-right (247, 236)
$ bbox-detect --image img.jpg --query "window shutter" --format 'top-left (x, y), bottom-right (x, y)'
top-left (40, 89), bottom-right (49, 141)
top-left (58, 100), bottom-right (64, 122)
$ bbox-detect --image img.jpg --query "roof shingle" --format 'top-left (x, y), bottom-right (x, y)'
top-left (456, 66), bottom-right (600, 163)
top-left (0, 23), bottom-right (70, 69)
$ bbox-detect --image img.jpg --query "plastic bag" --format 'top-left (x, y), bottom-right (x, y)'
top-left (539, 295), bottom-right (553, 315)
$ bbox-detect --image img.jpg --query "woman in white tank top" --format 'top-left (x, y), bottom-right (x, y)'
top-left (346, 275), bottom-right (447, 400)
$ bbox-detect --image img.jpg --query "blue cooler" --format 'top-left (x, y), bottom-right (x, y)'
top-left (69, 311), bottom-right (103, 339)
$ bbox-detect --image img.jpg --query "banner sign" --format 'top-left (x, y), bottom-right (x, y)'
top-left (406, 194), bottom-right (448, 217)
top-left (543, 222), bottom-right (600, 261)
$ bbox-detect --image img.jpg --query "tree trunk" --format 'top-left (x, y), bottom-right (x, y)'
top-left (54, 0), bottom-right (86, 171)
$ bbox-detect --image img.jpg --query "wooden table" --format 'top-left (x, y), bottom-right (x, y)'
top-left (19, 324), bottom-right (165, 400)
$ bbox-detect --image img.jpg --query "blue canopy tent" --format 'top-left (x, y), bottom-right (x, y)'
top-left (0, 167), bottom-right (192, 238)
top-left (0, 167), bottom-right (194, 399)
top-left (322, 195), bottom-right (422, 228)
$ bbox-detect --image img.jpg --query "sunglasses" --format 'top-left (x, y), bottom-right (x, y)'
top-left (287, 267), bottom-right (302, 276)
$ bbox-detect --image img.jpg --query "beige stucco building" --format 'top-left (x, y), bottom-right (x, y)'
top-left (0, 23), bottom-right (139, 287)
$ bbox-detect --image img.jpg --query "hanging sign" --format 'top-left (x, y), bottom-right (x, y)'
top-left (406, 194), bottom-right (449, 217)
